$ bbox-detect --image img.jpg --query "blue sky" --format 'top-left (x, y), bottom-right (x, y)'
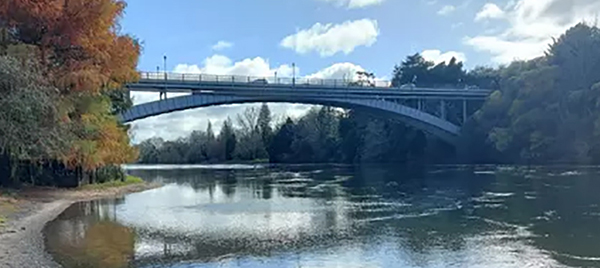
top-left (124, 0), bottom-right (600, 142)
top-left (121, 0), bottom-right (480, 77)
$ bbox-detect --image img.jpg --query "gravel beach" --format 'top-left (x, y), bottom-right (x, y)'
top-left (0, 183), bottom-right (161, 268)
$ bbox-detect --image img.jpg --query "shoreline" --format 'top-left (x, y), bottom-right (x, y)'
top-left (0, 182), bottom-right (162, 268)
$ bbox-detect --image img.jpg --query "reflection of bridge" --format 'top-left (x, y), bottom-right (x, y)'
top-left (120, 72), bottom-right (492, 144)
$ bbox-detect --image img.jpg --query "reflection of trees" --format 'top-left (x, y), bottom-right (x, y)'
top-left (125, 165), bottom-right (499, 266)
top-left (220, 171), bottom-right (237, 197)
top-left (45, 201), bottom-right (135, 268)
top-left (130, 165), bottom-right (600, 267)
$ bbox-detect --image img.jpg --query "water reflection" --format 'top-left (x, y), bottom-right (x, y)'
top-left (45, 165), bottom-right (600, 268)
top-left (45, 199), bottom-right (135, 268)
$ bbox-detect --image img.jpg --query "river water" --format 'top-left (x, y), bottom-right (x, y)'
top-left (44, 165), bottom-right (600, 268)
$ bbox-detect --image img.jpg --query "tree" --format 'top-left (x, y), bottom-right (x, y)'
top-left (290, 107), bottom-right (340, 163)
top-left (355, 71), bottom-right (376, 87)
top-left (258, 103), bottom-right (272, 148)
top-left (463, 23), bottom-right (600, 164)
top-left (0, 0), bottom-right (141, 185)
top-left (205, 121), bottom-right (220, 161)
top-left (185, 131), bottom-right (208, 163)
top-left (0, 56), bottom-right (69, 185)
top-left (218, 118), bottom-right (236, 161)
top-left (235, 107), bottom-right (267, 160)
top-left (269, 118), bottom-right (296, 163)
top-left (391, 53), bottom-right (434, 87)
top-left (137, 139), bottom-right (160, 164)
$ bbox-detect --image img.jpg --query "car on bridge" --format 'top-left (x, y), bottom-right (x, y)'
top-left (399, 83), bottom-right (417, 90)
top-left (251, 78), bottom-right (269, 85)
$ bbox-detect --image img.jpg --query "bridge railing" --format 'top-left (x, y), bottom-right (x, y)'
top-left (139, 71), bottom-right (393, 88)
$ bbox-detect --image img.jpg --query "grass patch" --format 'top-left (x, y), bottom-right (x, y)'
top-left (0, 194), bottom-right (17, 227)
top-left (80, 175), bottom-right (144, 191)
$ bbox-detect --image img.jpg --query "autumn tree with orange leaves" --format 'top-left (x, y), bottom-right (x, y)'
top-left (0, 0), bottom-right (140, 186)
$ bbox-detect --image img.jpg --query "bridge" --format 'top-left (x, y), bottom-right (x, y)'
top-left (120, 72), bottom-right (492, 144)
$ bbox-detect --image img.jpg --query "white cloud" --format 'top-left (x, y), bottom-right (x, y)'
top-left (174, 55), bottom-right (295, 77)
top-left (475, 3), bottom-right (505, 21)
top-left (306, 62), bottom-right (391, 87)
top-left (280, 19), bottom-right (379, 57)
top-left (211, 41), bottom-right (233, 51)
top-left (437, 5), bottom-right (456, 15)
top-left (318, 0), bottom-right (384, 9)
top-left (421, 49), bottom-right (467, 64)
top-left (306, 62), bottom-right (365, 80)
top-left (129, 57), bottom-right (385, 143)
top-left (465, 0), bottom-right (600, 63)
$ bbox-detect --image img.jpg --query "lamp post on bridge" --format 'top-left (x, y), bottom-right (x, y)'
top-left (163, 55), bottom-right (167, 100)
top-left (157, 66), bottom-right (164, 100)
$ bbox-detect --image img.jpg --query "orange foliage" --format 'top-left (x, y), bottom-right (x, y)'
top-left (1, 0), bottom-right (141, 172)
top-left (0, 0), bottom-right (140, 93)
top-left (63, 98), bottom-right (138, 171)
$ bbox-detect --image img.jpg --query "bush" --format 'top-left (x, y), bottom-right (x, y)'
top-left (94, 165), bottom-right (125, 183)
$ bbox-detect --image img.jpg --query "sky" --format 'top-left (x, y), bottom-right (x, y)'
top-left (121, 0), bottom-right (600, 143)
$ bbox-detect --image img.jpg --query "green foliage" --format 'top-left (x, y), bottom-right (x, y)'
top-left (0, 56), bottom-right (69, 162)
top-left (0, 56), bottom-right (71, 186)
top-left (0, 1), bottom-right (140, 188)
top-left (80, 175), bottom-right (143, 190)
top-left (138, 105), bottom-right (437, 165)
top-left (218, 118), bottom-right (237, 161)
top-left (463, 23), bottom-right (600, 164)
top-left (268, 117), bottom-right (296, 163)
top-left (94, 165), bottom-right (126, 184)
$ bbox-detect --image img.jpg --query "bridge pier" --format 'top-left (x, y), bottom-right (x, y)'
top-left (462, 99), bottom-right (467, 124)
top-left (440, 99), bottom-right (446, 120)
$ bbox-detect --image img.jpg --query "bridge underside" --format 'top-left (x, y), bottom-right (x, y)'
top-left (119, 94), bottom-right (462, 145)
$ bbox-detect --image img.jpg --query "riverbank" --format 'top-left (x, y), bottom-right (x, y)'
top-left (0, 180), bottom-right (161, 268)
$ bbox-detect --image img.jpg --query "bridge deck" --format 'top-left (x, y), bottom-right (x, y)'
top-left (127, 72), bottom-right (492, 100)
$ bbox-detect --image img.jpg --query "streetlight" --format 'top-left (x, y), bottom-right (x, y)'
top-left (157, 66), bottom-right (163, 100)
top-left (163, 55), bottom-right (167, 99)
top-left (163, 55), bottom-right (167, 78)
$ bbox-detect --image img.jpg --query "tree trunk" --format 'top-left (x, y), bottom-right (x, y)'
top-left (29, 163), bottom-right (34, 186)
top-left (9, 158), bottom-right (18, 186)
top-left (89, 170), bottom-right (95, 185)
top-left (76, 166), bottom-right (83, 187)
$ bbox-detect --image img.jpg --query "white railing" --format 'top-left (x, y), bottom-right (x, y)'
top-left (139, 71), bottom-right (393, 88)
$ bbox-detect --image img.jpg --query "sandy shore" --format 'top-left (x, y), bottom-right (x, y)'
top-left (0, 182), bottom-right (161, 268)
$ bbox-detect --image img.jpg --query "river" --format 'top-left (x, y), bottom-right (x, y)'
top-left (43, 164), bottom-right (600, 268)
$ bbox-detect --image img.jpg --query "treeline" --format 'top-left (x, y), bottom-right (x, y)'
top-left (0, 0), bottom-right (139, 187)
top-left (139, 23), bottom-right (600, 166)
top-left (138, 101), bottom-right (458, 164)
top-left (461, 23), bottom-right (600, 164)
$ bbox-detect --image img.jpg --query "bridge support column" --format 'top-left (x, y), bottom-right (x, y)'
top-left (440, 99), bottom-right (446, 120)
top-left (462, 99), bottom-right (467, 124)
top-left (417, 99), bottom-right (422, 111)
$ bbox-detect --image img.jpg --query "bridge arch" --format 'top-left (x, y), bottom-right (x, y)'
top-left (119, 94), bottom-right (460, 144)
